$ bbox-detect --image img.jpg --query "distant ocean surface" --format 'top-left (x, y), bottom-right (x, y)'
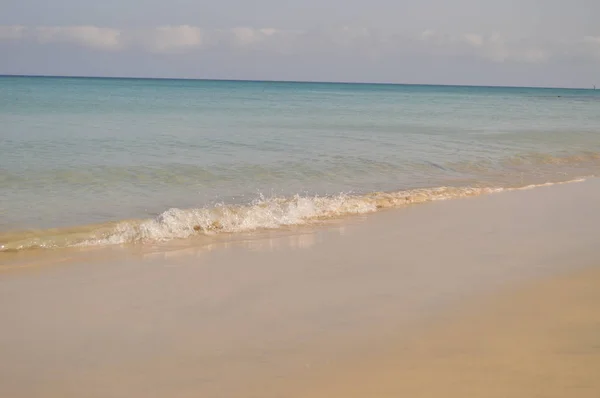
top-left (1, 76), bottom-right (599, 251)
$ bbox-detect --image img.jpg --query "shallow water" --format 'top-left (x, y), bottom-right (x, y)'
top-left (1, 76), bottom-right (599, 250)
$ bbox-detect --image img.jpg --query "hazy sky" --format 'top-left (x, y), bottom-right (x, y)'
top-left (1, 0), bottom-right (599, 87)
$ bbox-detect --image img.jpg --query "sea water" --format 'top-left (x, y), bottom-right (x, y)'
top-left (1, 76), bottom-right (599, 250)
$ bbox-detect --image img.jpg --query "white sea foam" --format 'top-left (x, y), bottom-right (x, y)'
top-left (0, 178), bottom-right (589, 253)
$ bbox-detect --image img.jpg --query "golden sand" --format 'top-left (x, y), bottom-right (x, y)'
top-left (299, 266), bottom-right (600, 398)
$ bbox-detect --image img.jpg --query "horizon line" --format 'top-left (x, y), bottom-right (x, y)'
top-left (0, 73), bottom-right (595, 90)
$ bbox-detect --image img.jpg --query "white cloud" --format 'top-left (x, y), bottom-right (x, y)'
top-left (0, 25), bottom-right (598, 65)
top-left (144, 25), bottom-right (204, 53)
top-left (35, 26), bottom-right (123, 50)
top-left (227, 27), bottom-right (296, 52)
top-left (419, 30), bottom-right (549, 63)
top-left (230, 27), bottom-right (263, 46)
top-left (463, 34), bottom-right (484, 47)
top-left (0, 25), bottom-right (26, 40)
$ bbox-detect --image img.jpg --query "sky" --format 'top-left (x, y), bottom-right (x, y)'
top-left (1, 0), bottom-right (600, 87)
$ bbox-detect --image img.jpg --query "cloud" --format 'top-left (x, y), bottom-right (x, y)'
top-left (463, 34), bottom-right (484, 47)
top-left (222, 27), bottom-right (306, 55)
top-left (418, 30), bottom-right (550, 63)
top-left (230, 27), bottom-right (271, 46)
top-left (143, 25), bottom-right (204, 53)
top-left (0, 25), bottom-right (599, 65)
top-left (35, 26), bottom-right (123, 50)
top-left (472, 35), bottom-right (550, 63)
top-left (0, 25), bottom-right (26, 40)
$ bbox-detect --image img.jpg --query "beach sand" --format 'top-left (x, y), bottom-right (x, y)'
top-left (296, 265), bottom-right (600, 398)
top-left (1, 179), bottom-right (599, 397)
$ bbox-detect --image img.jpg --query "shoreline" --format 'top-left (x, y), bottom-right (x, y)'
top-left (1, 178), bottom-right (599, 397)
top-left (0, 176), bottom-right (593, 256)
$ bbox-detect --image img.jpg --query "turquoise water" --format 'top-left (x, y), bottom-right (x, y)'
top-left (1, 76), bottom-right (599, 250)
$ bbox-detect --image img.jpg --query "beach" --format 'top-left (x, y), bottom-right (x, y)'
top-left (298, 264), bottom-right (600, 398)
top-left (1, 177), bottom-right (599, 397)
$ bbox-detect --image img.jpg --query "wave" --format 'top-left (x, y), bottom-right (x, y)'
top-left (0, 178), bottom-right (587, 253)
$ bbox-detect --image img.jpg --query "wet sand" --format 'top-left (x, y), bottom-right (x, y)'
top-left (0, 178), bottom-right (599, 397)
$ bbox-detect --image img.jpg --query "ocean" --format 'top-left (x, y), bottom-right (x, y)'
top-left (1, 76), bottom-right (599, 252)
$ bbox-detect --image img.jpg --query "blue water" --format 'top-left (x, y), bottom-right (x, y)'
top-left (1, 76), bottom-right (599, 250)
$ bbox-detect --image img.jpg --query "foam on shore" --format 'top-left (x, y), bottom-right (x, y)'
top-left (0, 178), bottom-right (587, 252)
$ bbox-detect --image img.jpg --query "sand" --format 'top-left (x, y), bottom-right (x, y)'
top-left (297, 266), bottom-right (600, 398)
top-left (0, 178), bottom-right (599, 397)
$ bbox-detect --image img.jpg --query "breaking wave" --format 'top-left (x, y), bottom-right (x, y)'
top-left (0, 178), bottom-right (587, 253)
